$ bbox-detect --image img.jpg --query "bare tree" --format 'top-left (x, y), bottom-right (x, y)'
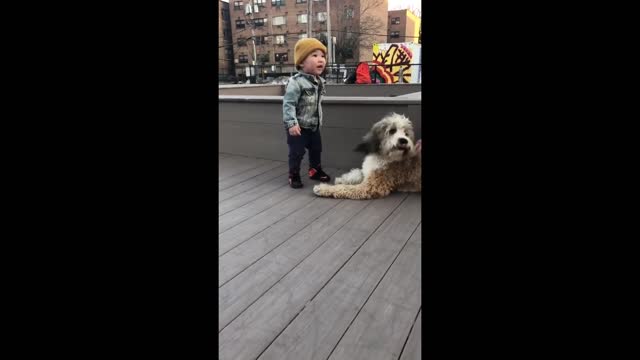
top-left (333, 0), bottom-right (385, 63)
top-left (407, 4), bottom-right (421, 17)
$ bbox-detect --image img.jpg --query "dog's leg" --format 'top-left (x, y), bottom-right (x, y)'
top-left (313, 183), bottom-right (389, 199)
top-left (334, 168), bottom-right (364, 185)
top-left (314, 171), bottom-right (394, 200)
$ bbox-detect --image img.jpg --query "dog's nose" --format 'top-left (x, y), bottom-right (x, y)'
top-left (398, 138), bottom-right (408, 145)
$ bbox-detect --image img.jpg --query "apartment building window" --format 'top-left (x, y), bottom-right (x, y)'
top-left (238, 38), bottom-right (247, 46)
top-left (275, 35), bottom-right (286, 44)
top-left (297, 14), bottom-right (308, 24)
top-left (254, 0), bottom-right (266, 6)
top-left (272, 15), bottom-right (286, 25)
top-left (345, 8), bottom-right (354, 19)
top-left (238, 55), bottom-right (248, 63)
top-left (255, 36), bottom-right (268, 45)
top-left (258, 53), bottom-right (270, 64)
top-left (225, 48), bottom-right (233, 57)
top-left (272, 0), bottom-right (285, 5)
top-left (390, 31), bottom-right (400, 39)
top-left (296, 0), bottom-right (307, 3)
top-left (236, 19), bottom-right (245, 29)
top-left (233, 1), bottom-right (243, 10)
top-left (317, 12), bottom-right (327, 22)
top-left (254, 18), bottom-right (265, 26)
top-left (275, 53), bottom-right (288, 62)
top-left (391, 17), bottom-right (401, 25)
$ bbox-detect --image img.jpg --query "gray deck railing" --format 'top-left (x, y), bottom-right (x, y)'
top-left (219, 89), bottom-right (421, 169)
top-left (219, 83), bottom-right (422, 97)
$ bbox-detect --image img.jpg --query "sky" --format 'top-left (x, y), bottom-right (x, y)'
top-left (388, 0), bottom-right (420, 13)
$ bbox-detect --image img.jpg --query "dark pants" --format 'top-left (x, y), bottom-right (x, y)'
top-left (286, 128), bottom-right (322, 174)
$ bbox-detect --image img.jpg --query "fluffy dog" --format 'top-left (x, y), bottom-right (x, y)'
top-left (313, 113), bottom-right (421, 199)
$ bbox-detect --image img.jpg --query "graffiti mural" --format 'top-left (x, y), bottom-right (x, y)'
top-left (372, 42), bottom-right (422, 83)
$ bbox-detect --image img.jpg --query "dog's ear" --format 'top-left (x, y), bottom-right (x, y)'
top-left (354, 127), bottom-right (382, 154)
top-left (354, 141), bottom-right (370, 153)
top-left (354, 135), bottom-right (380, 154)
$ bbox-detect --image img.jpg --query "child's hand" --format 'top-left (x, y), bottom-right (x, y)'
top-left (288, 125), bottom-right (302, 136)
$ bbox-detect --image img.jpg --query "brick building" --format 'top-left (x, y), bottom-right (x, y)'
top-left (387, 9), bottom-right (420, 43)
top-left (227, 0), bottom-right (388, 77)
top-left (219, 0), bottom-right (236, 79)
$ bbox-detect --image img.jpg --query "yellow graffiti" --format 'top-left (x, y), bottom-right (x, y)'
top-left (372, 43), bottom-right (413, 83)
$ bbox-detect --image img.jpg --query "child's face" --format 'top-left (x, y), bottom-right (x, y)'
top-left (301, 50), bottom-right (326, 77)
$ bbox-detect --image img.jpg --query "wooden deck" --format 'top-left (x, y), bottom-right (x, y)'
top-left (218, 153), bottom-right (422, 360)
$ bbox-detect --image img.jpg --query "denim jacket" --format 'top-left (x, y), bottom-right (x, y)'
top-left (282, 71), bottom-right (326, 131)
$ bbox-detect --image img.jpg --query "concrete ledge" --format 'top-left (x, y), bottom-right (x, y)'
top-left (219, 85), bottom-right (283, 96)
top-left (219, 83), bottom-right (422, 97)
top-left (219, 94), bottom-right (422, 169)
top-left (324, 83), bottom-right (422, 97)
top-left (395, 91), bottom-right (422, 99)
top-left (219, 84), bottom-right (279, 89)
top-left (219, 95), bottom-right (421, 105)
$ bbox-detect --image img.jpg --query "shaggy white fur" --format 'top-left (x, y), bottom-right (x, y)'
top-left (314, 113), bottom-right (421, 200)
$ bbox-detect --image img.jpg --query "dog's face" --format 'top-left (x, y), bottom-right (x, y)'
top-left (355, 113), bottom-right (416, 161)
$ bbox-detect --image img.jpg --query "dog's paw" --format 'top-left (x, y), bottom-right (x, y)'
top-left (313, 183), bottom-right (331, 196)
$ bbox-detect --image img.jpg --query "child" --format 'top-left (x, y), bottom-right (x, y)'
top-left (282, 38), bottom-right (331, 188)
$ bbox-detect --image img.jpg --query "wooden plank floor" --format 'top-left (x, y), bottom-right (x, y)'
top-left (219, 153), bottom-right (422, 360)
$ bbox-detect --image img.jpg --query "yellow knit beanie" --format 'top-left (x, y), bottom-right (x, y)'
top-left (294, 38), bottom-right (327, 66)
